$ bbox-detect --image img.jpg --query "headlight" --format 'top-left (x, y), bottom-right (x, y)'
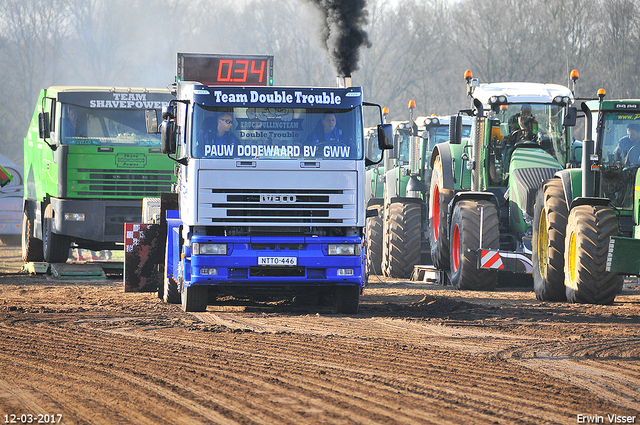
top-left (328, 244), bottom-right (361, 256)
top-left (64, 213), bottom-right (85, 221)
top-left (193, 243), bottom-right (227, 255)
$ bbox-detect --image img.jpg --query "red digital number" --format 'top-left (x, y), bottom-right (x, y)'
top-left (217, 59), bottom-right (233, 82)
top-left (250, 60), bottom-right (265, 83)
top-left (233, 60), bottom-right (249, 82)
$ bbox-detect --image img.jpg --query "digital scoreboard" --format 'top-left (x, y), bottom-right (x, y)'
top-left (177, 53), bottom-right (274, 86)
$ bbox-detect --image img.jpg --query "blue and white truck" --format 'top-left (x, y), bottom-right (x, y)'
top-left (151, 54), bottom-right (392, 312)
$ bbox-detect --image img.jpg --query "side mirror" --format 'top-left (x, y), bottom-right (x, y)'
top-left (563, 106), bottom-right (577, 127)
top-left (377, 123), bottom-right (393, 150)
top-left (161, 120), bottom-right (177, 154)
top-left (449, 115), bottom-right (463, 145)
top-left (145, 109), bottom-right (160, 134)
top-left (38, 112), bottom-right (50, 139)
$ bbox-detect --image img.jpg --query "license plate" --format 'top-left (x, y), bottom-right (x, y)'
top-left (258, 256), bottom-right (297, 266)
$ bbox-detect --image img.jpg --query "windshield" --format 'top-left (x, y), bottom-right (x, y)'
top-left (494, 103), bottom-right (567, 161)
top-left (60, 104), bottom-right (162, 147)
top-left (428, 124), bottom-right (471, 150)
top-left (597, 112), bottom-right (640, 209)
top-left (191, 105), bottom-right (363, 160)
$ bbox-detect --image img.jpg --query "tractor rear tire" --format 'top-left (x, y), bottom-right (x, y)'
top-left (450, 199), bottom-right (499, 291)
top-left (565, 205), bottom-right (623, 304)
top-left (429, 155), bottom-right (454, 270)
top-left (365, 205), bottom-right (383, 277)
top-left (532, 179), bottom-right (568, 301)
top-left (382, 202), bottom-right (422, 278)
top-left (22, 210), bottom-right (44, 262)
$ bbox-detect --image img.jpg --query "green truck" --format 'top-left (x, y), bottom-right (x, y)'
top-left (22, 86), bottom-right (175, 263)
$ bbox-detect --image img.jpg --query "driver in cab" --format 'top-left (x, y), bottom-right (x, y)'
top-left (309, 113), bottom-right (341, 143)
top-left (508, 104), bottom-right (538, 143)
top-left (613, 123), bottom-right (640, 164)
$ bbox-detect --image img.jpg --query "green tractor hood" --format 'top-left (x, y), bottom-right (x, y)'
top-left (508, 147), bottom-right (563, 230)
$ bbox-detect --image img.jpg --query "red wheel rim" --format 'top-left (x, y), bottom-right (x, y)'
top-left (452, 223), bottom-right (460, 272)
top-left (432, 185), bottom-right (440, 240)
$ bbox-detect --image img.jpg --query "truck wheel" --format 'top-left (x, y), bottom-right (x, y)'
top-left (163, 276), bottom-right (180, 304)
top-left (532, 179), bottom-right (568, 301)
top-left (42, 204), bottom-right (69, 263)
top-left (450, 200), bottom-right (499, 290)
top-left (382, 202), bottom-right (421, 278)
top-left (181, 284), bottom-right (208, 312)
top-left (334, 285), bottom-right (359, 314)
top-left (22, 210), bottom-right (44, 262)
top-left (565, 205), bottom-right (624, 304)
top-left (429, 155), bottom-right (453, 270)
top-left (365, 205), bottom-right (383, 276)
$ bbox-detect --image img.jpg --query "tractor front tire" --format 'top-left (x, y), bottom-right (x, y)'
top-left (382, 202), bottom-right (422, 278)
top-left (532, 179), bottom-right (568, 301)
top-left (565, 205), bottom-right (623, 304)
top-left (449, 200), bottom-right (499, 291)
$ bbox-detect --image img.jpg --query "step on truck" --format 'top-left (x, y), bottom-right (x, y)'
top-left (150, 53), bottom-right (393, 313)
top-left (429, 70), bottom-right (579, 290)
top-left (22, 87), bottom-right (175, 263)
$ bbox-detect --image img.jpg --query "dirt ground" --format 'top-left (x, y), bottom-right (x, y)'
top-left (1, 243), bottom-right (639, 425)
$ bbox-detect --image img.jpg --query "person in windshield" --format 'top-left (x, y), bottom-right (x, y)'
top-left (198, 112), bottom-right (239, 157)
top-left (614, 123), bottom-right (640, 164)
top-left (309, 113), bottom-right (341, 143)
top-left (508, 104), bottom-right (538, 143)
top-left (62, 106), bottom-right (83, 142)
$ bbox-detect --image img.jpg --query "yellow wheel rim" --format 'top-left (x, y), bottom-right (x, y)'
top-left (567, 230), bottom-right (577, 286)
top-left (537, 209), bottom-right (548, 277)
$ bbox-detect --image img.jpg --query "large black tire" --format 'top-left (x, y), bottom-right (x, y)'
top-left (365, 205), bottom-right (383, 277)
top-left (22, 210), bottom-right (44, 262)
top-left (382, 202), bottom-right (422, 278)
top-left (181, 283), bottom-right (208, 312)
top-left (532, 179), bottom-right (568, 301)
top-left (565, 205), bottom-right (624, 304)
top-left (42, 204), bottom-right (69, 263)
top-left (334, 285), bottom-right (360, 314)
top-left (449, 199), bottom-right (499, 290)
top-left (429, 155), bottom-right (454, 270)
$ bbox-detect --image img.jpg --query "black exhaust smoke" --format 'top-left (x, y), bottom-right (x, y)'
top-left (306, 0), bottom-right (371, 78)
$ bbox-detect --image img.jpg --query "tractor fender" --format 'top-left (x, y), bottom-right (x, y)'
top-left (554, 169), bottom-right (582, 210)
top-left (446, 191), bottom-right (499, 238)
top-left (430, 143), bottom-right (455, 189)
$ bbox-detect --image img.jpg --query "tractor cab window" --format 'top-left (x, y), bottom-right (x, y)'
top-left (494, 103), bottom-right (567, 162)
top-left (598, 113), bottom-right (640, 209)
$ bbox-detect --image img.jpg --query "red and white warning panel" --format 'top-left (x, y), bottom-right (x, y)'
top-left (477, 249), bottom-right (532, 273)
top-left (480, 250), bottom-right (505, 269)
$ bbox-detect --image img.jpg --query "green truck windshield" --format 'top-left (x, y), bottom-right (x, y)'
top-left (61, 105), bottom-right (161, 147)
top-left (191, 105), bottom-right (363, 160)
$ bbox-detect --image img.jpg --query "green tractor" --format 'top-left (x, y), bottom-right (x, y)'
top-left (366, 101), bottom-right (471, 278)
top-left (429, 70), bottom-right (579, 290)
top-left (533, 89), bottom-right (634, 304)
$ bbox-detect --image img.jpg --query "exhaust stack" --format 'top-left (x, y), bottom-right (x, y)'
top-left (337, 76), bottom-right (352, 88)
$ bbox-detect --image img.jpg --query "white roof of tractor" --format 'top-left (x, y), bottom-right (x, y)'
top-left (472, 82), bottom-right (574, 106)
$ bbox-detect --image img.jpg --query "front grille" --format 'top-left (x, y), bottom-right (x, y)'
top-left (201, 188), bottom-right (355, 225)
top-left (73, 169), bottom-right (174, 197)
